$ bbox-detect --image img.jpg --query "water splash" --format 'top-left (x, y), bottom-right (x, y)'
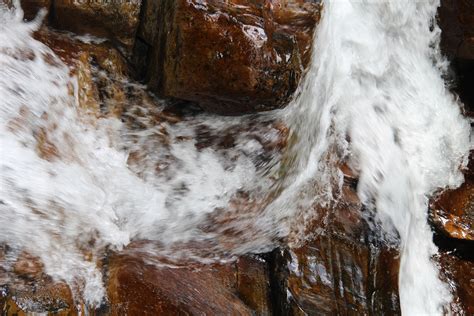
top-left (280, 0), bottom-right (471, 314)
top-left (0, 3), bottom-right (281, 304)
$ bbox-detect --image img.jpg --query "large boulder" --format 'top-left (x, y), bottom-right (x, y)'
top-left (269, 172), bottom-right (401, 315)
top-left (137, 0), bottom-right (321, 114)
top-left (107, 245), bottom-right (272, 315)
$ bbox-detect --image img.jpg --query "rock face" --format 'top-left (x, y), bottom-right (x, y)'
top-left (430, 151), bottom-right (474, 241)
top-left (11, 0), bottom-right (51, 20)
top-left (270, 176), bottom-right (401, 315)
top-left (136, 0), bottom-right (321, 114)
top-left (107, 247), bottom-right (272, 315)
top-left (51, 1), bottom-right (141, 56)
top-left (439, 0), bottom-right (474, 60)
top-left (440, 253), bottom-right (474, 315)
top-left (431, 152), bottom-right (474, 314)
top-left (431, 177), bottom-right (474, 241)
top-left (438, 0), bottom-right (474, 116)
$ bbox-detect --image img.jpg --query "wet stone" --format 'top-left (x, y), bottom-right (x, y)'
top-left (106, 245), bottom-right (273, 315)
top-left (430, 153), bottom-right (474, 241)
top-left (140, 0), bottom-right (322, 114)
top-left (51, 0), bottom-right (142, 56)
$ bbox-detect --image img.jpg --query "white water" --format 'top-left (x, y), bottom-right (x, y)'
top-left (0, 2), bottom-right (270, 304)
top-left (0, 0), bottom-right (471, 314)
top-left (280, 0), bottom-right (471, 314)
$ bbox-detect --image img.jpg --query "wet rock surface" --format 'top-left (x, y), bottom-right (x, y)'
top-left (432, 152), bottom-right (474, 314)
top-left (430, 151), bottom-right (474, 241)
top-left (106, 245), bottom-right (271, 315)
top-left (0, 246), bottom-right (75, 314)
top-left (270, 183), bottom-right (401, 315)
top-left (436, 243), bottom-right (474, 315)
top-left (51, 1), bottom-right (141, 56)
top-left (439, 0), bottom-right (474, 60)
top-left (138, 0), bottom-right (322, 114)
top-left (439, 0), bottom-right (474, 116)
top-left (8, 0), bottom-right (141, 56)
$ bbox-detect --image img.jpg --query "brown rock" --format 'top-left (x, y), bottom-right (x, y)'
top-left (430, 157), bottom-right (474, 241)
top-left (236, 255), bottom-right (272, 315)
top-left (439, 1), bottom-right (474, 115)
top-left (51, 0), bottom-right (142, 56)
top-left (438, 252), bottom-right (474, 315)
top-left (439, 0), bottom-right (474, 60)
top-left (13, 252), bottom-right (44, 279)
top-left (21, 0), bottom-right (51, 20)
top-left (35, 28), bottom-right (130, 116)
top-left (270, 182), bottom-right (400, 315)
top-left (141, 0), bottom-right (321, 114)
top-left (3, 281), bottom-right (74, 314)
top-left (1, 249), bottom-right (74, 314)
top-left (107, 244), bottom-right (273, 315)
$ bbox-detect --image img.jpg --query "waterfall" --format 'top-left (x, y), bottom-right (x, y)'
top-left (282, 0), bottom-right (471, 314)
top-left (0, 0), bottom-right (471, 313)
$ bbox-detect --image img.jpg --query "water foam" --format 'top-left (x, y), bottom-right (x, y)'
top-left (0, 3), bottom-right (272, 304)
top-left (280, 0), bottom-right (471, 314)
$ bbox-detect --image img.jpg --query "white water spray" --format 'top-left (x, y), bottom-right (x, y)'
top-left (0, 3), bottom-right (270, 304)
top-left (281, 0), bottom-right (471, 314)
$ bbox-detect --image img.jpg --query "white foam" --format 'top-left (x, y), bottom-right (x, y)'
top-left (0, 3), bottom-right (263, 305)
top-left (280, 0), bottom-right (471, 314)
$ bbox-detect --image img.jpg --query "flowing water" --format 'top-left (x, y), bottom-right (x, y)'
top-left (0, 0), bottom-right (471, 314)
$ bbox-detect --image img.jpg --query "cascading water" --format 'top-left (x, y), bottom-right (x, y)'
top-left (0, 0), bottom-right (471, 314)
top-left (280, 0), bottom-right (472, 314)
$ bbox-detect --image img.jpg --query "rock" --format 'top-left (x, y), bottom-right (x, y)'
top-left (139, 0), bottom-right (321, 114)
top-left (437, 251), bottom-right (474, 315)
top-left (430, 153), bottom-right (474, 241)
top-left (269, 183), bottom-right (401, 315)
top-left (0, 248), bottom-right (75, 314)
top-left (236, 255), bottom-right (272, 315)
top-left (107, 245), bottom-right (272, 315)
top-left (13, 252), bottom-right (44, 279)
top-left (51, 1), bottom-right (142, 56)
top-left (439, 0), bottom-right (474, 60)
top-left (3, 280), bottom-right (74, 314)
top-left (7, 0), bottom-right (52, 21)
top-left (35, 28), bottom-right (130, 116)
top-left (438, 0), bottom-right (474, 116)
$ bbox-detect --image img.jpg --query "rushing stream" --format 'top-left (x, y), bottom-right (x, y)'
top-left (0, 0), bottom-right (471, 314)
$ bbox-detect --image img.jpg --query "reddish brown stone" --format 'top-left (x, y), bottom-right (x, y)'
top-left (142, 0), bottom-right (321, 114)
top-left (236, 255), bottom-right (272, 315)
top-left (438, 252), bottom-right (474, 315)
top-left (2, 0), bottom-right (51, 21)
top-left (270, 180), bottom-right (400, 315)
top-left (21, 0), bottom-right (51, 20)
top-left (107, 245), bottom-right (274, 315)
top-left (13, 252), bottom-right (44, 279)
top-left (4, 281), bottom-right (74, 314)
top-left (51, 0), bottom-right (142, 55)
top-left (430, 156), bottom-right (474, 241)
